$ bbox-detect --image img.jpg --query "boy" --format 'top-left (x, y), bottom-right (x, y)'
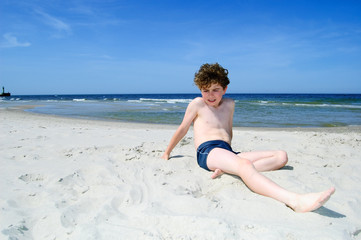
top-left (162, 63), bottom-right (335, 213)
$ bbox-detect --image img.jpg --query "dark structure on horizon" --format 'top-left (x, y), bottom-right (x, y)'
top-left (1, 86), bottom-right (11, 97)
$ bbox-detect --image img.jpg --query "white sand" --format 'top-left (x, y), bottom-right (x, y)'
top-left (1, 107), bottom-right (361, 239)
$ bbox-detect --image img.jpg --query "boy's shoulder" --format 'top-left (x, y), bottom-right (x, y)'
top-left (188, 97), bottom-right (205, 108)
top-left (192, 97), bottom-right (204, 103)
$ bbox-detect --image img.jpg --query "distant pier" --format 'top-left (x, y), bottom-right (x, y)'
top-left (1, 86), bottom-right (11, 97)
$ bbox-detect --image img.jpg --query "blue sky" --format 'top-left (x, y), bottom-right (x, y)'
top-left (1, 0), bottom-right (360, 94)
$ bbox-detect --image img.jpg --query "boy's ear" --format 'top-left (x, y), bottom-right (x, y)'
top-left (223, 86), bottom-right (228, 92)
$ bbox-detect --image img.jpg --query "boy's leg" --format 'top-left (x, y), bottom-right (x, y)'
top-left (211, 150), bottom-right (287, 178)
top-left (206, 148), bottom-right (335, 212)
top-left (238, 150), bottom-right (288, 172)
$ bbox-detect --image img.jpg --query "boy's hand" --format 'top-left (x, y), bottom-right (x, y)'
top-left (161, 152), bottom-right (170, 160)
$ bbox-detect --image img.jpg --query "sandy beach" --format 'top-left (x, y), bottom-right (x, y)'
top-left (1, 107), bottom-right (361, 240)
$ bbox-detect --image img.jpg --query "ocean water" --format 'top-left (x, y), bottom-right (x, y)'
top-left (1, 94), bottom-right (361, 128)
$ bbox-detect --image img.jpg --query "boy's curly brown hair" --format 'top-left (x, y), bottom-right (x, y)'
top-left (194, 63), bottom-right (230, 90)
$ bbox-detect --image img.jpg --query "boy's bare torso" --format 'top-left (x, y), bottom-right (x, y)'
top-left (192, 97), bottom-right (235, 149)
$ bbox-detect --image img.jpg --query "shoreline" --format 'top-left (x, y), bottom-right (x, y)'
top-left (1, 104), bottom-right (361, 239)
top-left (2, 92), bottom-right (360, 128)
top-left (2, 105), bottom-right (361, 133)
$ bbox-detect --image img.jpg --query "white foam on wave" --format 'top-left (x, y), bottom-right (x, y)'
top-left (252, 100), bottom-right (361, 109)
top-left (139, 98), bottom-right (192, 104)
top-left (3, 98), bottom-right (29, 102)
top-left (7, 98), bottom-right (21, 101)
top-left (294, 103), bottom-right (361, 109)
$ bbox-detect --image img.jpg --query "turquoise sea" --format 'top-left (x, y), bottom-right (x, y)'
top-left (1, 94), bottom-right (361, 128)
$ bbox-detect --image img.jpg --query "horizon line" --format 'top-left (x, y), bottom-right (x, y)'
top-left (5, 92), bottom-right (361, 96)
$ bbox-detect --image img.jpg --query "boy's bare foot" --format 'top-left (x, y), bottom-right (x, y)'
top-left (211, 169), bottom-right (224, 179)
top-left (161, 153), bottom-right (170, 160)
top-left (290, 187), bottom-right (335, 213)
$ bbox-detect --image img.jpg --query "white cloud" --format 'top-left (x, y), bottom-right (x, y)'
top-left (0, 33), bottom-right (31, 48)
top-left (35, 9), bottom-right (71, 35)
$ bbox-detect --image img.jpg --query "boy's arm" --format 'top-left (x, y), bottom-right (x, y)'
top-left (229, 99), bottom-right (235, 140)
top-left (161, 99), bottom-right (199, 160)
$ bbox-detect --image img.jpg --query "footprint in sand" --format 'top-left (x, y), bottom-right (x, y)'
top-left (57, 171), bottom-right (89, 202)
top-left (180, 137), bottom-right (192, 146)
top-left (174, 185), bottom-right (203, 198)
top-left (18, 173), bottom-right (45, 182)
top-left (2, 220), bottom-right (30, 239)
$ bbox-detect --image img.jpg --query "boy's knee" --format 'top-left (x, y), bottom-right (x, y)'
top-left (236, 158), bottom-right (253, 171)
top-left (276, 150), bottom-right (288, 166)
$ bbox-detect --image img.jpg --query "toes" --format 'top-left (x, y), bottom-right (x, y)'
top-left (211, 169), bottom-right (224, 179)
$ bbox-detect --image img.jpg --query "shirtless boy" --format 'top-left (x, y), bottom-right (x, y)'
top-left (162, 63), bottom-right (335, 213)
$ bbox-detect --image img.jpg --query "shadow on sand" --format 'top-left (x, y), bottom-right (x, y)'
top-left (313, 206), bottom-right (346, 218)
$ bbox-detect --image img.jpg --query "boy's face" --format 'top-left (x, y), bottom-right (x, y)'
top-left (200, 83), bottom-right (227, 107)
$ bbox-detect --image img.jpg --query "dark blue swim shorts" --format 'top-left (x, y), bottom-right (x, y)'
top-left (196, 140), bottom-right (240, 171)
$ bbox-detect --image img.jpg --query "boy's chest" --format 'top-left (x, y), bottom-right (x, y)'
top-left (197, 105), bottom-right (231, 126)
